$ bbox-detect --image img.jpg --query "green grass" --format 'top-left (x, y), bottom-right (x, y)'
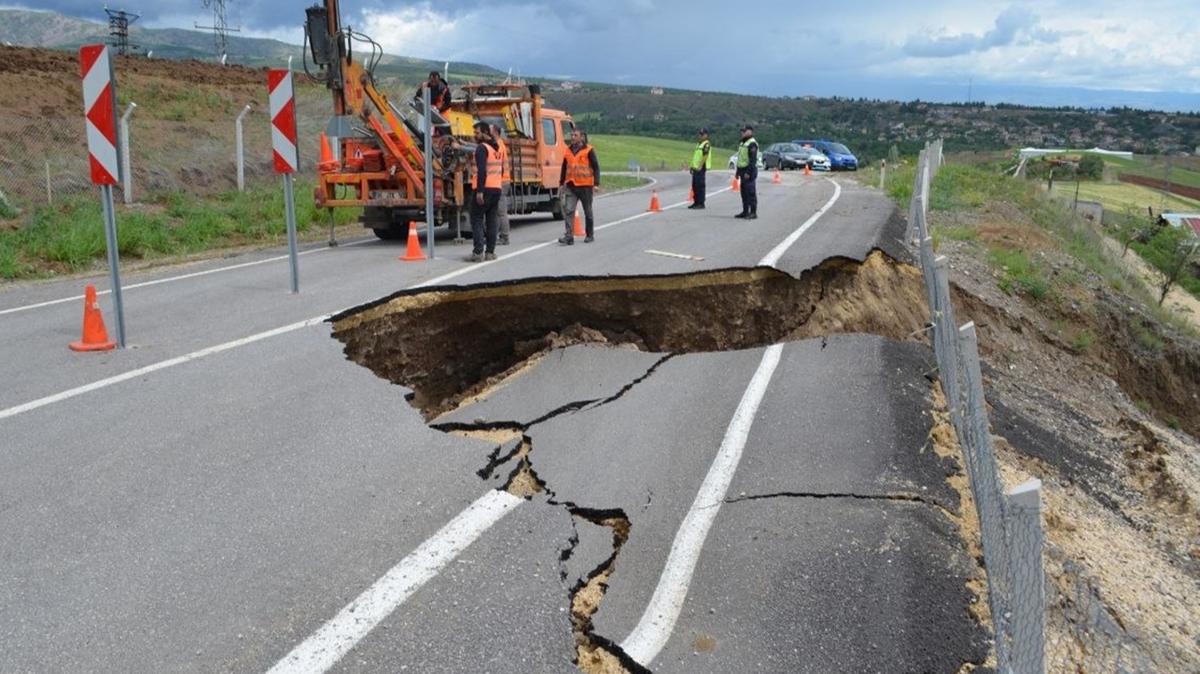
top-left (600, 175), bottom-right (652, 192)
top-left (0, 182), bottom-right (360, 280)
top-left (589, 134), bottom-right (734, 173)
top-left (990, 247), bottom-right (1051, 300)
top-left (1070, 329), bottom-right (1095, 353)
top-left (1049, 180), bottom-right (1200, 214)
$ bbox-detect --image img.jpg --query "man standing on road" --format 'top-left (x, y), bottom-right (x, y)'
top-left (735, 124), bottom-right (759, 220)
top-left (689, 128), bottom-right (712, 210)
top-left (469, 121), bottom-right (502, 261)
top-left (491, 123), bottom-right (512, 246)
top-left (559, 127), bottom-right (600, 245)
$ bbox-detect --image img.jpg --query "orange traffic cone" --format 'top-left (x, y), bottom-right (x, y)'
top-left (573, 212), bottom-right (585, 237)
top-left (318, 133), bottom-right (338, 172)
top-left (803, 164), bottom-right (812, 177)
top-left (69, 284), bottom-right (116, 352)
top-left (730, 175), bottom-right (739, 190)
top-left (647, 190), bottom-right (662, 212)
top-left (689, 187), bottom-right (695, 203)
top-left (772, 169), bottom-right (782, 184)
top-left (399, 221), bottom-right (426, 261)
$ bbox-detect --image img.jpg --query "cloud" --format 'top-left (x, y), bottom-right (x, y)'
top-left (903, 6), bottom-right (1058, 58)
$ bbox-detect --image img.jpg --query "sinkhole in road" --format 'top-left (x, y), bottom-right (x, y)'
top-left (329, 249), bottom-right (929, 672)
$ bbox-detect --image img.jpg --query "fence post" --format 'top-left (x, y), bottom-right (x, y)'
top-left (879, 159), bottom-right (887, 190)
top-left (45, 160), bottom-right (53, 205)
top-left (1006, 479), bottom-right (1045, 674)
top-left (235, 104), bottom-right (251, 192)
top-left (120, 101), bottom-right (136, 205)
top-left (932, 255), bottom-right (962, 428)
top-left (957, 322), bottom-right (1015, 670)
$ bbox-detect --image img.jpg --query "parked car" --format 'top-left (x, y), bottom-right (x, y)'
top-left (791, 139), bottom-right (859, 170)
top-left (762, 143), bottom-right (830, 171)
top-left (727, 152), bottom-right (766, 171)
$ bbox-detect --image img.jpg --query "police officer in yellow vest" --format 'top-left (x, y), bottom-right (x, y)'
top-left (469, 121), bottom-right (503, 262)
top-left (735, 124), bottom-right (759, 220)
top-left (688, 128), bottom-right (712, 210)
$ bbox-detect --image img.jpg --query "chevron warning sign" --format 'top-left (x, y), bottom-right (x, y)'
top-left (79, 44), bottom-right (121, 186)
top-left (268, 69), bottom-right (298, 174)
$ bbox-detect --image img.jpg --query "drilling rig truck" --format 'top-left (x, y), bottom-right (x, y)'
top-left (303, 0), bottom-right (574, 240)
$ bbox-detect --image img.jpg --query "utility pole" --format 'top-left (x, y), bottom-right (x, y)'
top-left (1160, 155), bottom-right (1172, 215)
top-left (104, 7), bottom-right (140, 56)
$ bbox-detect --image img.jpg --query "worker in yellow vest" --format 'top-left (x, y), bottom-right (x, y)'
top-left (558, 127), bottom-right (600, 245)
top-left (688, 128), bottom-right (712, 210)
top-left (491, 124), bottom-right (513, 246)
top-left (735, 124), bottom-right (759, 220)
top-left (469, 121), bottom-right (503, 261)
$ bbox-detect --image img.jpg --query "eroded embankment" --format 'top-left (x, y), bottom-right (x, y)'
top-left (330, 250), bottom-right (928, 420)
top-left (330, 249), bottom-right (930, 673)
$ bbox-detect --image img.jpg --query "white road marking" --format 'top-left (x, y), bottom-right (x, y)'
top-left (619, 344), bottom-right (783, 665)
top-left (0, 188), bottom-right (728, 422)
top-left (644, 249), bottom-right (705, 261)
top-left (264, 490), bottom-right (524, 674)
top-left (619, 177), bottom-right (842, 667)
top-left (759, 178), bottom-right (842, 267)
top-left (0, 238), bottom-right (374, 317)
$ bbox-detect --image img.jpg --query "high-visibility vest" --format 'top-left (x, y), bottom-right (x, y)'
top-left (473, 142), bottom-right (503, 190)
top-left (564, 145), bottom-right (595, 187)
top-left (691, 140), bottom-right (712, 170)
top-left (736, 138), bottom-right (758, 169)
top-left (497, 138), bottom-right (511, 183)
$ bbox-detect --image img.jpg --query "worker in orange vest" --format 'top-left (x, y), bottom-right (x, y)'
top-left (491, 123), bottom-right (513, 246)
top-left (469, 121), bottom-right (503, 262)
top-left (558, 127), bottom-right (600, 245)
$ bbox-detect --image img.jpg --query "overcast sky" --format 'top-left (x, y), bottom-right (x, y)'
top-left (22, 0), bottom-right (1200, 109)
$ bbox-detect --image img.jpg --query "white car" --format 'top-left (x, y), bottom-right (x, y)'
top-left (727, 152), bottom-right (766, 171)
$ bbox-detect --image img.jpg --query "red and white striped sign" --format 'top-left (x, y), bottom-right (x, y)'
top-left (79, 44), bottom-right (120, 186)
top-left (268, 69), bottom-right (298, 174)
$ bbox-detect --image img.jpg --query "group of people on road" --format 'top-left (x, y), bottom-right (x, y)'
top-left (690, 125), bottom-right (759, 219)
top-left (465, 113), bottom-right (760, 261)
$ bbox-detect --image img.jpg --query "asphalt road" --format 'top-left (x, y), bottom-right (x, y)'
top-left (0, 170), bottom-right (987, 672)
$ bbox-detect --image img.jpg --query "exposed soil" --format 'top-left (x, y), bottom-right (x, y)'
top-left (330, 249), bottom-right (928, 419)
top-left (933, 214), bottom-right (1200, 671)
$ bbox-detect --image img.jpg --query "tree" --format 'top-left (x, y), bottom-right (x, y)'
top-left (1078, 154), bottom-right (1104, 180)
top-left (1112, 209), bottom-right (1152, 258)
top-left (1142, 226), bottom-right (1200, 305)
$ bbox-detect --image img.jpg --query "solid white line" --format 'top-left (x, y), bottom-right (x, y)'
top-left (620, 343), bottom-right (784, 665)
top-left (619, 177), bottom-right (842, 667)
top-left (0, 239), bottom-right (374, 317)
top-left (264, 490), bottom-right (524, 674)
top-left (0, 189), bottom-right (728, 422)
top-left (758, 178), bottom-right (841, 267)
top-left (644, 249), bottom-right (705, 261)
top-left (0, 316), bottom-right (329, 422)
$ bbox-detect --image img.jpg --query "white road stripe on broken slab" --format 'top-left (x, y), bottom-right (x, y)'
top-left (264, 490), bottom-right (525, 674)
top-left (620, 177), bottom-right (841, 666)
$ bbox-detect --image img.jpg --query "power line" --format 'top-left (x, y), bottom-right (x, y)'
top-left (195, 0), bottom-right (241, 60)
top-left (104, 6), bottom-right (140, 56)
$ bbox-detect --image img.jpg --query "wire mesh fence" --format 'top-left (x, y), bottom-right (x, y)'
top-left (0, 84), bottom-right (331, 215)
top-left (908, 138), bottom-right (1051, 674)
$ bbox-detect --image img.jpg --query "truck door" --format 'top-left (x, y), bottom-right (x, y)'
top-left (540, 117), bottom-right (564, 189)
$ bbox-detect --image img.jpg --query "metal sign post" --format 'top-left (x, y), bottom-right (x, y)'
top-left (268, 69), bottom-right (300, 293)
top-left (422, 86), bottom-right (435, 259)
top-left (79, 44), bottom-right (127, 348)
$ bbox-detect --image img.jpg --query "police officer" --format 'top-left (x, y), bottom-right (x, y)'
top-left (735, 124), bottom-right (759, 220)
top-left (469, 121), bottom-right (503, 261)
top-left (688, 128), bottom-right (711, 210)
top-left (559, 127), bottom-right (600, 245)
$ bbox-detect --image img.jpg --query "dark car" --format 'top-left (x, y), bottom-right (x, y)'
top-left (762, 143), bottom-right (830, 171)
top-left (791, 140), bottom-right (858, 170)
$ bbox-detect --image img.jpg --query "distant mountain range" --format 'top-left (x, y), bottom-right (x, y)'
top-left (0, 9), bottom-right (504, 81)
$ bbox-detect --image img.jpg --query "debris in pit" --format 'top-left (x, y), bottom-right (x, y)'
top-left (329, 249), bottom-right (928, 420)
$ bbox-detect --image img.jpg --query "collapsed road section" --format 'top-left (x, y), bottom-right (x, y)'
top-left (328, 250), bottom-right (990, 673)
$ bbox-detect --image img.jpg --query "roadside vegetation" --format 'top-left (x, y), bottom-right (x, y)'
top-left (588, 134), bottom-right (733, 173)
top-left (0, 182), bottom-right (360, 281)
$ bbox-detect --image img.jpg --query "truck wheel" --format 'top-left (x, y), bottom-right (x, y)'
top-left (372, 227), bottom-right (403, 240)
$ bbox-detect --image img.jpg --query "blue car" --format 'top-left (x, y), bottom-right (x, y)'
top-left (791, 140), bottom-right (858, 171)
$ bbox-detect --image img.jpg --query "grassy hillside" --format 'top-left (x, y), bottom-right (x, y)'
top-left (588, 135), bottom-right (734, 172)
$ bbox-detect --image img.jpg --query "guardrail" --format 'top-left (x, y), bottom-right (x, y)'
top-left (905, 139), bottom-right (1046, 674)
